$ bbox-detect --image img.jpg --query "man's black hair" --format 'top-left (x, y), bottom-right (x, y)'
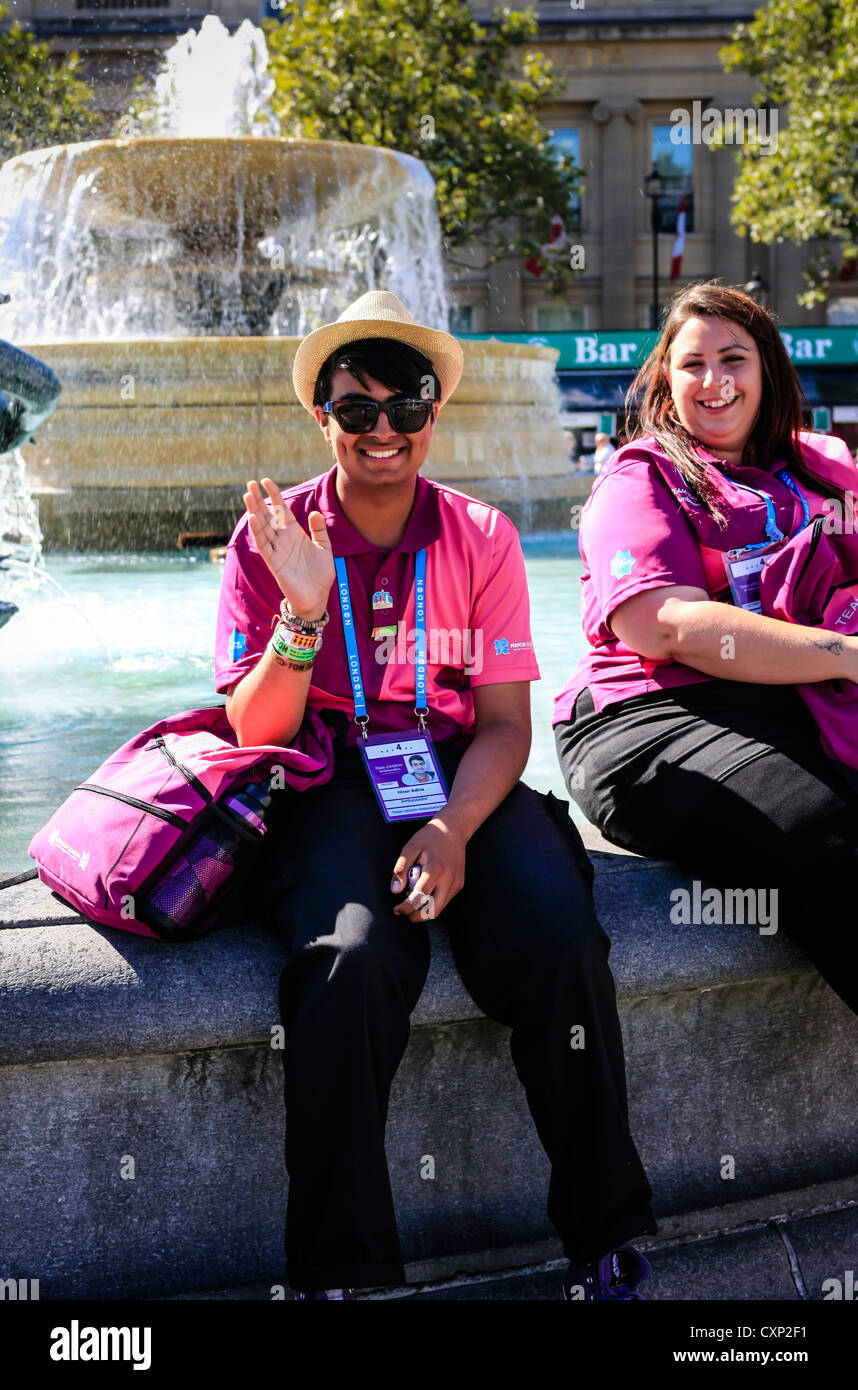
top-left (409, 754), bottom-right (426, 765)
top-left (313, 337), bottom-right (441, 407)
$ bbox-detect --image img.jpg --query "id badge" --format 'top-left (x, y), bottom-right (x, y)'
top-left (723, 542), bottom-right (781, 613)
top-left (359, 731), bottom-right (450, 822)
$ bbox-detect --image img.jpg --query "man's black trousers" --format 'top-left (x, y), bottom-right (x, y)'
top-left (257, 741), bottom-right (656, 1292)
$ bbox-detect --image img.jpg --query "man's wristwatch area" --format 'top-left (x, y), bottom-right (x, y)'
top-left (268, 603), bottom-right (330, 670)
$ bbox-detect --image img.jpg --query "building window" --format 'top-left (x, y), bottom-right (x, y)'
top-left (448, 304), bottom-right (474, 333)
top-left (827, 296), bottom-right (858, 325)
top-left (547, 127), bottom-right (582, 234)
top-left (651, 124), bottom-right (694, 234)
top-left (536, 304), bottom-right (587, 331)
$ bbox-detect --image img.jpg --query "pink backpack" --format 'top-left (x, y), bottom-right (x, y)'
top-left (759, 519), bottom-right (858, 771)
top-left (27, 703), bottom-right (333, 940)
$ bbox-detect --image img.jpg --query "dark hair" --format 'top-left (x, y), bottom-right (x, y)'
top-left (629, 280), bottom-right (845, 524)
top-left (409, 754), bottom-right (425, 765)
top-left (313, 337), bottom-right (441, 407)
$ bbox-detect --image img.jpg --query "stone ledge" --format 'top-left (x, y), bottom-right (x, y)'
top-left (0, 831), bottom-right (817, 1067)
top-left (2, 829), bottom-right (856, 1299)
top-left (160, 1192), bottom-right (858, 1300)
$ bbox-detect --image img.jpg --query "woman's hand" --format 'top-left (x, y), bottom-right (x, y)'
top-left (390, 818), bottom-right (467, 923)
top-left (245, 477), bottom-right (334, 618)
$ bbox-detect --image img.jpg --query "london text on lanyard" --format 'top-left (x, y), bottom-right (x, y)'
top-left (334, 549), bottom-right (449, 822)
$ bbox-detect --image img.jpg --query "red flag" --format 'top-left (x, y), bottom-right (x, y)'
top-left (670, 194), bottom-right (687, 282)
top-left (543, 215), bottom-right (567, 250)
top-left (525, 215), bottom-right (567, 276)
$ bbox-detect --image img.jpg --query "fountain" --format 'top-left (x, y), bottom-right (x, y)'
top-left (0, 15), bottom-right (567, 549)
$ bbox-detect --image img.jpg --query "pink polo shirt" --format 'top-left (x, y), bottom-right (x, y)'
top-left (553, 431), bottom-right (857, 721)
top-left (215, 465), bottom-right (539, 746)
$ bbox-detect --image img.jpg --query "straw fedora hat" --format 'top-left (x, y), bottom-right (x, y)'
top-left (292, 290), bottom-right (464, 413)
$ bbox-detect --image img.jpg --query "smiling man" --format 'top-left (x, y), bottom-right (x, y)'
top-left (214, 290), bottom-right (656, 1302)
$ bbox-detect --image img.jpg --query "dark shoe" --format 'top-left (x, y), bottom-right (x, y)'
top-left (561, 1245), bottom-right (651, 1301)
top-left (294, 1287), bottom-right (357, 1301)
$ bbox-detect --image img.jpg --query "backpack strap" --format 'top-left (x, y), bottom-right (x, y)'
top-left (0, 867), bottom-right (39, 889)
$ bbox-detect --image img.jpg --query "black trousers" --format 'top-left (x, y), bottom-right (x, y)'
top-left (257, 741), bottom-right (656, 1291)
top-left (555, 680), bottom-right (858, 1016)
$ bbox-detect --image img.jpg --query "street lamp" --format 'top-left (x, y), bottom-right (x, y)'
top-left (744, 268), bottom-right (770, 305)
top-left (643, 163), bottom-right (664, 331)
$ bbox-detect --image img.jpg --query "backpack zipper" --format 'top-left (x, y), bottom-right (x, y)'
top-left (73, 782), bottom-right (187, 829)
top-left (792, 515), bottom-right (825, 594)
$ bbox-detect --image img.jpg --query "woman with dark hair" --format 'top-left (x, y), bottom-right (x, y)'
top-left (554, 280), bottom-right (858, 1015)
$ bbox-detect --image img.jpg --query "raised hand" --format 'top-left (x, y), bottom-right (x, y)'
top-left (244, 477), bottom-right (335, 618)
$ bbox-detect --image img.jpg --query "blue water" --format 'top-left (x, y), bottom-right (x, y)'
top-left (0, 536), bottom-right (584, 874)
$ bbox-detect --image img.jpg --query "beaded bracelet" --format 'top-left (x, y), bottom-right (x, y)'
top-left (279, 600), bottom-right (330, 634)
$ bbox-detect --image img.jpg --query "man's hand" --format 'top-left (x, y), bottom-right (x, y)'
top-left (391, 817), bottom-right (467, 923)
top-left (245, 477), bottom-right (334, 618)
top-left (389, 683), bottom-right (532, 922)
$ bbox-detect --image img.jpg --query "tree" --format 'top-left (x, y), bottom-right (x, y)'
top-left (264, 0), bottom-right (581, 290)
top-left (721, 0), bottom-right (858, 307)
top-left (0, 4), bottom-right (99, 164)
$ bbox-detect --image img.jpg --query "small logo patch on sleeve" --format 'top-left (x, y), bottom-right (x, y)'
top-left (610, 549), bottom-right (636, 578)
top-left (229, 628), bottom-right (248, 661)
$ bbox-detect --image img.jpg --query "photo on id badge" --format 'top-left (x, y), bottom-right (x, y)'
top-left (401, 753), bottom-right (437, 786)
top-left (360, 734), bottom-right (449, 822)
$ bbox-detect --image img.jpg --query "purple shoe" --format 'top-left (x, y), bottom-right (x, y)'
top-left (562, 1245), bottom-right (651, 1301)
top-left (294, 1287), bottom-right (357, 1301)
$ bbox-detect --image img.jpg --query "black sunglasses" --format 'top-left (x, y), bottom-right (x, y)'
top-left (323, 396), bottom-right (434, 434)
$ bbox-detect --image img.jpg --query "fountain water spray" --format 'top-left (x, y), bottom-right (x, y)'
top-left (125, 16), bottom-right (280, 140)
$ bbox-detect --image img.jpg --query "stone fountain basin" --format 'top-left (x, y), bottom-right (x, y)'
top-left (17, 338), bottom-right (573, 546)
top-left (5, 137), bottom-right (427, 235)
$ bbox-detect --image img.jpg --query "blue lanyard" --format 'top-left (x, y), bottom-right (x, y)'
top-left (334, 548), bottom-right (428, 739)
top-left (777, 469), bottom-right (811, 531)
top-left (729, 469), bottom-right (810, 551)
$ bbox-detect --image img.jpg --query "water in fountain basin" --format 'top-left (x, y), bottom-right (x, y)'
top-left (0, 538), bottom-right (585, 875)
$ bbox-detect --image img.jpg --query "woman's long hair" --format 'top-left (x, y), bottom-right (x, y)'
top-left (629, 281), bottom-right (845, 524)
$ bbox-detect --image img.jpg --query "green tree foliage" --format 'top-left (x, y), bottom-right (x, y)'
top-left (0, 4), bottom-right (98, 163)
top-left (721, 0), bottom-right (858, 306)
top-left (264, 0), bottom-right (581, 289)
